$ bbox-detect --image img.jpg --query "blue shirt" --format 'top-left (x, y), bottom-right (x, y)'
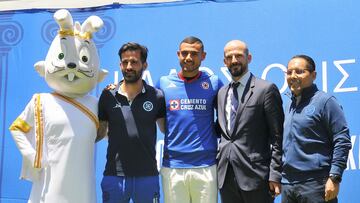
top-left (157, 71), bottom-right (223, 168)
top-left (282, 84), bottom-right (351, 183)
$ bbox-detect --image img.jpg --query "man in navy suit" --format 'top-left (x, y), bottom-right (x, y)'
top-left (216, 40), bottom-right (284, 203)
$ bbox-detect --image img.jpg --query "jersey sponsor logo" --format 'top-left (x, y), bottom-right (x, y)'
top-left (143, 101), bottom-right (154, 112)
top-left (201, 81), bottom-right (209, 90)
top-left (169, 99), bottom-right (208, 111)
top-left (169, 99), bottom-right (180, 110)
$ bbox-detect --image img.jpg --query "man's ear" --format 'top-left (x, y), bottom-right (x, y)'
top-left (312, 71), bottom-right (317, 80)
top-left (223, 57), bottom-right (228, 67)
top-left (143, 62), bottom-right (148, 70)
top-left (201, 51), bottom-right (206, 61)
top-left (97, 69), bottom-right (108, 83)
top-left (34, 61), bottom-right (45, 77)
top-left (247, 53), bottom-right (252, 64)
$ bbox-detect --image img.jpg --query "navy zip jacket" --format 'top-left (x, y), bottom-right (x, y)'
top-left (282, 84), bottom-right (351, 183)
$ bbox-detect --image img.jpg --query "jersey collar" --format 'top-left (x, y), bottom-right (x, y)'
top-left (178, 71), bottom-right (202, 83)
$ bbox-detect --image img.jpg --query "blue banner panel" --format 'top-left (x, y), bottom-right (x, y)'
top-left (1, 1), bottom-right (359, 202)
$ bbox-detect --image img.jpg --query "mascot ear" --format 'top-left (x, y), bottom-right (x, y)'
top-left (54, 9), bottom-right (73, 30)
top-left (34, 61), bottom-right (45, 77)
top-left (98, 69), bottom-right (108, 83)
top-left (81, 16), bottom-right (104, 34)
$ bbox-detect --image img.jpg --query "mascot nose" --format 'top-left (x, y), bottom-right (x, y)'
top-left (67, 63), bottom-right (77, 69)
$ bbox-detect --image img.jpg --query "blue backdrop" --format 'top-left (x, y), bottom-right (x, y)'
top-left (1, 0), bottom-right (359, 202)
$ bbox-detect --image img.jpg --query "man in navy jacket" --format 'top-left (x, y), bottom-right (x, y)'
top-left (282, 55), bottom-right (352, 203)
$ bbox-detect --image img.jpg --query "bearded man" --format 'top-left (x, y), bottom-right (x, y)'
top-left (216, 40), bottom-right (284, 203)
top-left (98, 42), bottom-right (166, 203)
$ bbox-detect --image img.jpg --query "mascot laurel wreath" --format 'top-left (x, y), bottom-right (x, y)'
top-left (9, 9), bottom-right (108, 203)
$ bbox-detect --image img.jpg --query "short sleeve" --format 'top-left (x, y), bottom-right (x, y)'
top-left (156, 88), bottom-right (166, 119)
top-left (98, 90), bottom-right (109, 121)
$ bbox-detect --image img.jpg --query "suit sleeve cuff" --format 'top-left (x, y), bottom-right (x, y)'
top-left (269, 172), bottom-right (282, 183)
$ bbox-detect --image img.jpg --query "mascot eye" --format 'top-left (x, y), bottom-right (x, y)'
top-left (79, 47), bottom-right (90, 65)
top-left (58, 53), bottom-right (65, 60)
top-left (82, 56), bottom-right (88, 63)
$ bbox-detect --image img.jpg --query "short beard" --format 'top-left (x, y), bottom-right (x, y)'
top-left (122, 69), bottom-right (143, 83)
top-left (228, 64), bottom-right (246, 77)
top-left (180, 61), bottom-right (199, 72)
top-left (230, 68), bottom-right (244, 77)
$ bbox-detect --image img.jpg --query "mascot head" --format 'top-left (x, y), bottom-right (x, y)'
top-left (34, 9), bottom-right (108, 98)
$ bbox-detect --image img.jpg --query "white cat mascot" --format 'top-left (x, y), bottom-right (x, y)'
top-left (9, 9), bottom-right (107, 203)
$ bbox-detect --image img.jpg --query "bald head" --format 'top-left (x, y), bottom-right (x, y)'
top-left (223, 40), bottom-right (252, 80)
top-left (224, 40), bottom-right (249, 56)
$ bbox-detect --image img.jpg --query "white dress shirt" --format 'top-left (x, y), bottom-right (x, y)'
top-left (225, 71), bottom-right (251, 131)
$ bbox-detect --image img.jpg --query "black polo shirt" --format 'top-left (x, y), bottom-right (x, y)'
top-left (98, 80), bottom-right (165, 177)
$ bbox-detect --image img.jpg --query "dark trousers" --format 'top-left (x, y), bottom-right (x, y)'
top-left (281, 178), bottom-right (337, 203)
top-left (220, 165), bottom-right (273, 203)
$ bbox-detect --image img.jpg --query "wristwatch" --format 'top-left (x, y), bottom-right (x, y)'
top-left (329, 174), bottom-right (342, 184)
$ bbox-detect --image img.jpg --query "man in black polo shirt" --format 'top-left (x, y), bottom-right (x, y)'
top-left (97, 42), bottom-right (166, 203)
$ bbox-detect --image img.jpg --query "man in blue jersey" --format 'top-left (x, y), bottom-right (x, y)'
top-left (157, 36), bottom-right (223, 203)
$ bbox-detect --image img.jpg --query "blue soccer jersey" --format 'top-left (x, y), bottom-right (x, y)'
top-left (157, 71), bottom-right (223, 168)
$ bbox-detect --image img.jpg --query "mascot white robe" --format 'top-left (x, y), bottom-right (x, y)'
top-left (9, 9), bottom-right (107, 203)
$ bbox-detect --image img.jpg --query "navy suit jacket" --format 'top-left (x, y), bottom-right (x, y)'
top-left (217, 74), bottom-right (284, 191)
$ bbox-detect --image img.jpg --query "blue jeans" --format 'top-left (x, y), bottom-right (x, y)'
top-left (282, 177), bottom-right (337, 203)
top-left (101, 175), bottom-right (160, 203)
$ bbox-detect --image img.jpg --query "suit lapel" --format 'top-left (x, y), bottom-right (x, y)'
top-left (218, 84), bottom-right (231, 139)
top-left (230, 74), bottom-right (255, 137)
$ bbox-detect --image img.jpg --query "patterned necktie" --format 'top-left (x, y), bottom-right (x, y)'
top-left (230, 82), bottom-right (240, 131)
